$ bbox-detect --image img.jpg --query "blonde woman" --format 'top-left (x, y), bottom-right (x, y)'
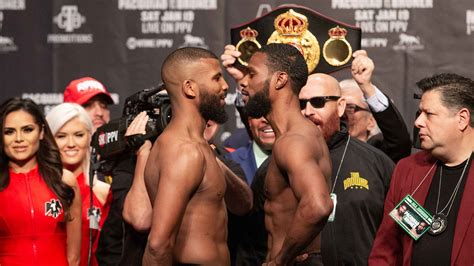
top-left (47, 103), bottom-right (111, 266)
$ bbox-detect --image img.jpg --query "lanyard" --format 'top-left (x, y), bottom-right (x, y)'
top-left (330, 136), bottom-right (350, 193)
top-left (411, 162), bottom-right (437, 196)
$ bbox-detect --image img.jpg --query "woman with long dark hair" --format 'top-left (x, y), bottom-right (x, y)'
top-left (0, 98), bottom-right (81, 265)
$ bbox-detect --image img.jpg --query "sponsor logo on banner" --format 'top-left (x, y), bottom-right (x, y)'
top-left (118, 0), bottom-right (217, 10)
top-left (0, 35), bottom-right (18, 52)
top-left (21, 92), bottom-right (119, 114)
top-left (392, 33), bottom-right (424, 50)
top-left (179, 34), bottom-right (208, 49)
top-left (22, 93), bottom-right (64, 105)
top-left (120, 0), bottom-right (217, 50)
top-left (47, 5), bottom-right (93, 44)
top-left (361, 38), bottom-right (387, 48)
top-left (0, 0), bottom-right (25, 10)
top-left (467, 10), bottom-right (474, 35)
top-left (126, 37), bottom-right (173, 50)
top-left (332, 0), bottom-right (432, 49)
top-left (0, 11), bottom-right (19, 53)
top-left (22, 93), bottom-right (64, 114)
top-left (118, 0), bottom-right (168, 10)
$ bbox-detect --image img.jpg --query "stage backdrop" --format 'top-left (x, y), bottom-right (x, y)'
top-left (1, 0), bottom-right (473, 144)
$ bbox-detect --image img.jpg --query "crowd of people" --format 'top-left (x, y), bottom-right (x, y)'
top-left (0, 40), bottom-right (472, 266)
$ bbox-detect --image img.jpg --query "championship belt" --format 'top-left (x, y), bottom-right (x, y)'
top-left (235, 27), bottom-right (262, 66)
top-left (231, 5), bottom-right (361, 74)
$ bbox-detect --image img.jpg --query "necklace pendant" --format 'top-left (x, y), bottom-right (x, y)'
top-left (429, 213), bottom-right (447, 235)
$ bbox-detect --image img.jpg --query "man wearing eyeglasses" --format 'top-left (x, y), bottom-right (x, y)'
top-left (300, 73), bottom-right (395, 266)
top-left (340, 50), bottom-right (411, 163)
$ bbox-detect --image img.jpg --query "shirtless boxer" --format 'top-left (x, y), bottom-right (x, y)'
top-left (242, 43), bottom-right (333, 265)
top-left (142, 47), bottom-right (249, 265)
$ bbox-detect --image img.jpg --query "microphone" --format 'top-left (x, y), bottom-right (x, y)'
top-left (88, 148), bottom-right (100, 230)
top-left (88, 148), bottom-right (101, 266)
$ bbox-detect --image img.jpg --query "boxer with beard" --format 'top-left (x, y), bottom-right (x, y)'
top-left (242, 43), bottom-right (333, 266)
top-left (299, 73), bottom-right (394, 265)
top-left (199, 88), bottom-right (228, 124)
top-left (142, 47), bottom-right (252, 266)
top-left (244, 80), bottom-right (272, 120)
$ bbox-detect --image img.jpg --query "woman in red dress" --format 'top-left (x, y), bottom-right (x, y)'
top-left (0, 97), bottom-right (81, 266)
top-left (47, 103), bottom-right (111, 266)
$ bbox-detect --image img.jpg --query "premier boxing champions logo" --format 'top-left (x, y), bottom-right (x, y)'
top-left (45, 199), bottom-right (63, 219)
top-left (97, 130), bottom-right (119, 148)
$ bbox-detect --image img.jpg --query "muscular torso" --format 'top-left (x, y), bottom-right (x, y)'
top-left (264, 121), bottom-right (332, 260)
top-left (144, 131), bottom-right (229, 265)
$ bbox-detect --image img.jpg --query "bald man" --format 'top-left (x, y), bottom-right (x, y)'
top-left (340, 79), bottom-right (378, 141)
top-left (142, 47), bottom-right (252, 265)
top-left (340, 50), bottom-right (411, 163)
top-left (300, 73), bottom-right (394, 265)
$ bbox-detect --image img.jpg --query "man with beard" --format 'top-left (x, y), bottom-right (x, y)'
top-left (241, 43), bottom-right (333, 266)
top-left (410, 221), bottom-right (428, 237)
top-left (142, 47), bottom-right (252, 265)
top-left (299, 73), bottom-right (394, 265)
top-left (63, 77), bottom-right (114, 133)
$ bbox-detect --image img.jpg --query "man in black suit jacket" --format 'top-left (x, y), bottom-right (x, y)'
top-left (340, 50), bottom-right (411, 163)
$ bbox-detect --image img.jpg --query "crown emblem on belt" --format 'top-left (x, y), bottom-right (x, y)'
top-left (323, 26), bottom-right (353, 67)
top-left (240, 27), bottom-right (259, 39)
top-left (274, 9), bottom-right (308, 36)
top-left (230, 5), bottom-right (362, 74)
top-left (236, 27), bottom-right (262, 66)
top-left (328, 26), bottom-right (347, 38)
top-left (268, 9), bottom-right (320, 73)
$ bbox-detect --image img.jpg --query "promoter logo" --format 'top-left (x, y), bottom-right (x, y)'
top-left (47, 5), bottom-right (93, 44)
top-left (0, 35), bottom-right (18, 52)
top-left (53, 5), bottom-right (85, 32)
top-left (0, 0), bottom-right (25, 10)
top-left (467, 10), bottom-right (474, 35)
top-left (0, 12), bottom-right (18, 53)
top-left (178, 34), bottom-right (208, 49)
top-left (392, 33), bottom-right (424, 51)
